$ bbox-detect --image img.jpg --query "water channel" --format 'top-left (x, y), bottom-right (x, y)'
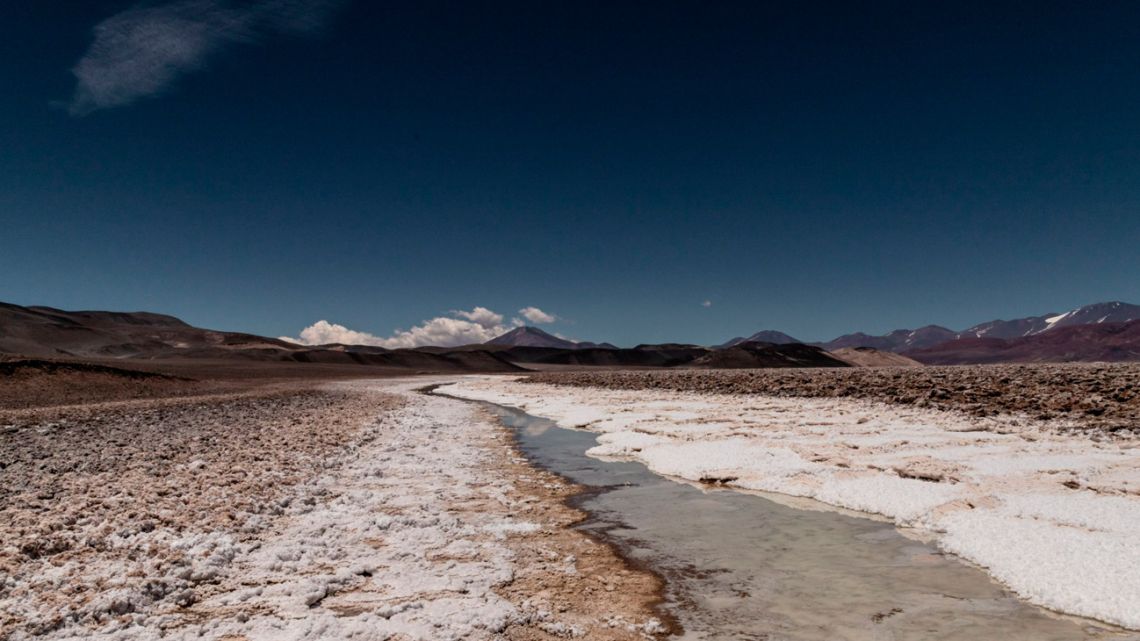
top-left (473, 399), bottom-right (1137, 641)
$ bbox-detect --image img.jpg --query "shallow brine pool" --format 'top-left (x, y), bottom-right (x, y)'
top-left (478, 401), bottom-right (1139, 641)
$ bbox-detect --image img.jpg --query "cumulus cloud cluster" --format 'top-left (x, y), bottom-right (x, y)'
top-left (67, 0), bottom-right (344, 115)
top-left (281, 306), bottom-right (559, 349)
top-left (518, 306), bottom-right (557, 323)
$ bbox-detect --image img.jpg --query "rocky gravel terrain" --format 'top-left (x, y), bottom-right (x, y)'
top-left (529, 363), bottom-right (1140, 436)
top-left (0, 388), bottom-right (393, 639)
top-left (0, 376), bottom-right (666, 640)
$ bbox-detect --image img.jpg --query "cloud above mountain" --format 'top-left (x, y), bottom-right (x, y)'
top-left (453, 306), bottom-right (505, 329)
top-left (280, 305), bottom-right (560, 348)
top-left (66, 0), bottom-right (344, 115)
top-left (281, 320), bottom-right (385, 347)
top-left (518, 306), bottom-right (556, 323)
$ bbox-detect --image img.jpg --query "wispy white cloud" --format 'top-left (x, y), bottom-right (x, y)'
top-left (66, 0), bottom-right (344, 115)
top-left (517, 306), bottom-right (556, 324)
top-left (281, 305), bottom-right (560, 349)
top-left (701, 300), bottom-right (712, 308)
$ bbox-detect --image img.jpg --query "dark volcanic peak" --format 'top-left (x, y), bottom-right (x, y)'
top-left (717, 330), bottom-right (801, 349)
top-left (962, 301), bottom-right (1140, 340)
top-left (485, 326), bottom-right (580, 349)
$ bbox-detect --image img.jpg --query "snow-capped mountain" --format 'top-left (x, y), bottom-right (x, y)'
top-left (961, 302), bottom-right (1140, 339)
top-left (912, 319), bottom-right (1140, 364)
top-left (807, 302), bottom-right (1140, 356)
top-left (820, 326), bottom-right (957, 352)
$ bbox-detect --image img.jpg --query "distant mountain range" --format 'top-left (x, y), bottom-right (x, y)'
top-left (480, 301), bottom-right (1140, 364)
top-left (3, 300), bottom-right (1139, 369)
top-left (0, 302), bottom-right (879, 371)
top-left (819, 326), bottom-right (956, 352)
top-left (958, 301), bottom-right (1140, 339)
top-left (724, 301), bottom-right (1140, 364)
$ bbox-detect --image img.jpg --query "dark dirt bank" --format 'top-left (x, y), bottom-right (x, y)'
top-left (528, 363), bottom-right (1140, 434)
top-left (0, 359), bottom-right (226, 410)
top-left (0, 355), bottom-right (421, 411)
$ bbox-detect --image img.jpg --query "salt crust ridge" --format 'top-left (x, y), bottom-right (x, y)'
top-left (439, 376), bottom-right (1140, 630)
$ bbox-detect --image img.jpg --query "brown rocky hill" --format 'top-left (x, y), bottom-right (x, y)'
top-left (0, 302), bottom-right (294, 359)
top-left (689, 342), bottom-right (850, 369)
top-left (828, 347), bottom-right (922, 367)
top-left (0, 302), bottom-right (521, 373)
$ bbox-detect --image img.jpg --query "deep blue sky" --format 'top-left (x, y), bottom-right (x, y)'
top-left (3, 1), bottom-right (1139, 346)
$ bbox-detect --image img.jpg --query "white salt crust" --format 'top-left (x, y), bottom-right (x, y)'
top-left (439, 376), bottom-right (1140, 630)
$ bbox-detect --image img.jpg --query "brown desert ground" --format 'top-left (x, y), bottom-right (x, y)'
top-left (0, 355), bottom-right (413, 410)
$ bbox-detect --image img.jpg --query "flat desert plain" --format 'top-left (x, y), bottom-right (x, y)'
top-left (2, 362), bottom-right (1138, 639)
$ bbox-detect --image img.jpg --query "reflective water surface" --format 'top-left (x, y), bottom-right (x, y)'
top-left (480, 401), bottom-right (1139, 641)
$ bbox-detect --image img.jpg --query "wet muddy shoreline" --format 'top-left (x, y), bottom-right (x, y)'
top-left (427, 386), bottom-right (681, 637)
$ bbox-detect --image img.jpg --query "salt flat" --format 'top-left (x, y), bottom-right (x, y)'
top-left (0, 378), bottom-right (663, 640)
top-left (440, 375), bottom-right (1140, 631)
